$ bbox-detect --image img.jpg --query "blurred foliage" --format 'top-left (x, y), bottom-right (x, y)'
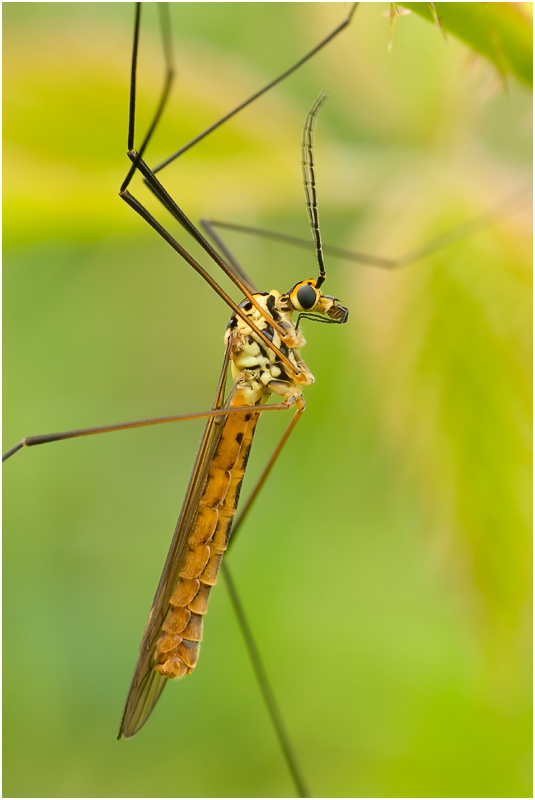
top-left (401, 2), bottom-right (533, 87)
top-left (3, 3), bottom-right (532, 799)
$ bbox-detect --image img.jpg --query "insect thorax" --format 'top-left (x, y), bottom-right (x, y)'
top-left (225, 290), bottom-right (310, 406)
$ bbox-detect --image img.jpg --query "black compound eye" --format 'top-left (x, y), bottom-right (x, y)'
top-left (296, 283), bottom-right (317, 310)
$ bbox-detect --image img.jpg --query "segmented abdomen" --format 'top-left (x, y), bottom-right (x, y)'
top-left (154, 388), bottom-right (263, 678)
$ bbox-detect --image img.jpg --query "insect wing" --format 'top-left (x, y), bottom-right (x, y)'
top-left (119, 670), bottom-right (167, 740)
top-left (119, 381), bottom-right (228, 737)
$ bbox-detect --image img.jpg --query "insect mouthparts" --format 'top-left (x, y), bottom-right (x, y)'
top-left (328, 303), bottom-right (349, 323)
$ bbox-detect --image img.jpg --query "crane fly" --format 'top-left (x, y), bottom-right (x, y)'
top-left (4, 3), bottom-right (532, 794)
top-left (117, 67), bottom-right (349, 754)
top-left (4, 3), bottom-right (355, 795)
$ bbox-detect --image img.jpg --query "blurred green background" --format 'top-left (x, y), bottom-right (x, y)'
top-left (3, 3), bottom-right (532, 798)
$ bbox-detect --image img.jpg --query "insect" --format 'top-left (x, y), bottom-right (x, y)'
top-left (4, 3), bottom-right (531, 798)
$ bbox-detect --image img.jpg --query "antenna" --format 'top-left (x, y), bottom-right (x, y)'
top-left (302, 91), bottom-right (328, 289)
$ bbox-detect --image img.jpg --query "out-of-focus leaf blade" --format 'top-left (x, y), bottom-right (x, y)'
top-left (401, 2), bottom-right (533, 87)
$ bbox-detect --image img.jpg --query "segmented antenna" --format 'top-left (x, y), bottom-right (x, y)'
top-left (302, 91), bottom-right (328, 289)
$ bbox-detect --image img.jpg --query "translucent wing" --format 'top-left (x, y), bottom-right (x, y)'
top-left (118, 348), bottom-right (232, 738)
top-left (119, 670), bottom-right (167, 738)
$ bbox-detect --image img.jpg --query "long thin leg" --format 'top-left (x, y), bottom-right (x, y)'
top-left (223, 400), bottom-right (307, 797)
top-left (3, 342), bottom-right (283, 462)
top-left (120, 187), bottom-right (303, 382)
top-left (200, 218), bottom-right (255, 291)
top-left (121, 4), bottom-right (357, 355)
top-left (203, 187), bottom-right (532, 270)
top-left (121, 6), bottom-right (259, 302)
top-left (152, 3), bottom-right (359, 173)
top-left (2, 401), bottom-right (289, 462)
top-left (200, 219), bottom-right (406, 267)
top-left (122, 7), bottom-right (259, 305)
top-left (222, 562), bottom-right (309, 799)
top-left (228, 399), bottom-right (305, 550)
top-left (122, 4), bottom-right (175, 196)
top-left (120, 10), bottom-right (305, 380)
top-left (129, 155), bottom-right (259, 296)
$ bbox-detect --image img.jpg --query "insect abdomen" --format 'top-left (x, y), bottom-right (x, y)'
top-left (153, 388), bottom-right (265, 679)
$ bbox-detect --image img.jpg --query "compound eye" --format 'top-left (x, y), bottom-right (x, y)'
top-left (296, 283), bottom-right (317, 311)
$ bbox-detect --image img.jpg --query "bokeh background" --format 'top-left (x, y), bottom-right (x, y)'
top-left (3, 3), bottom-right (532, 798)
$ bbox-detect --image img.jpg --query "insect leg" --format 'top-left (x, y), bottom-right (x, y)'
top-left (221, 401), bottom-right (307, 795)
top-left (123, 3), bottom-right (358, 342)
top-left (222, 562), bottom-right (309, 799)
top-left (200, 218), bottom-right (255, 291)
top-left (119, 8), bottom-right (305, 380)
top-left (152, 3), bottom-right (359, 172)
top-left (122, 3), bottom-right (174, 196)
top-left (3, 332), bottom-right (292, 463)
top-left (119, 187), bottom-right (304, 381)
top-left (2, 402), bottom-right (290, 463)
top-left (228, 398), bottom-right (306, 550)
top-left (200, 185), bottom-right (532, 271)
top-left (121, 5), bottom-right (302, 352)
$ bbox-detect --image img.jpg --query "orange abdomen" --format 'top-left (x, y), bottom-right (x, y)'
top-left (154, 388), bottom-right (262, 679)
